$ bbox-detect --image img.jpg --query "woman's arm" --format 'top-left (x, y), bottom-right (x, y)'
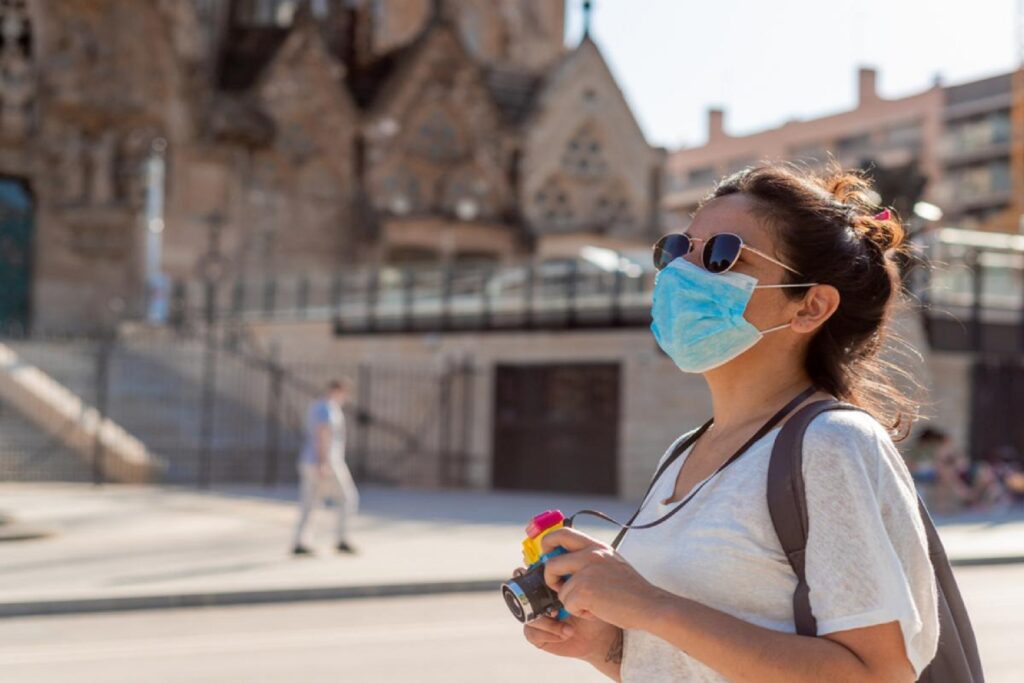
top-left (641, 587), bottom-right (914, 683)
top-left (541, 528), bottom-right (915, 683)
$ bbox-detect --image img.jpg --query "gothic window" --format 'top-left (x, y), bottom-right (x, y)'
top-left (562, 124), bottom-right (607, 181)
top-left (460, 5), bottom-right (482, 58)
top-left (442, 165), bottom-right (497, 221)
top-left (0, 0), bottom-right (33, 139)
top-left (409, 107), bottom-right (464, 164)
top-left (378, 169), bottom-right (421, 216)
top-left (591, 180), bottom-right (634, 230)
top-left (533, 175), bottom-right (575, 231)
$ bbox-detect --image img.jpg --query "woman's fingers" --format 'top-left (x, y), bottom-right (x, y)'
top-left (542, 549), bottom-right (597, 591)
top-left (524, 615), bottom-right (575, 641)
top-left (539, 527), bottom-right (602, 555)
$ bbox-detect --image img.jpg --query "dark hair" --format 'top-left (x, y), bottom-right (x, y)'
top-left (327, 378), bottom-right (352, 393)
top-left (917, 426), bottom-right (948, 444)
top-left (702, 162), bottom-right (920, 438)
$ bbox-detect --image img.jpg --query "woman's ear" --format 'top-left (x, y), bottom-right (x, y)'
top-left (790, 284), bottom-right (839, 335)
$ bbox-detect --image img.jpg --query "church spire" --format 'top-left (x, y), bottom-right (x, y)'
top-left (582, 0), bottom-right (593, 38)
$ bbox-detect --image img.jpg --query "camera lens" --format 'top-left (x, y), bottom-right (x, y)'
top-left (500, 564), bottom-right (560, 623)
top-left (502, 584), bottom-right (527, 622)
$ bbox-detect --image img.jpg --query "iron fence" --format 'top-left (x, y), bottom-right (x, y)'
top-left (170, 258), bottom-right (656, 334)
top-left (0, 333), bottom-right (478, 488)
top-left (165, 232), bottom-right (1024, 346)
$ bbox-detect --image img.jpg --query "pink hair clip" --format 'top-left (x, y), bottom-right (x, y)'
top-left (873, 209), bottom-right (891, 221)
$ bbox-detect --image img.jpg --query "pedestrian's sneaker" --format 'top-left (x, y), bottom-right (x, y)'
top-left (292, 545), bottom-right (314, 557)
top-left (336, 541), bottom-right (357, 554)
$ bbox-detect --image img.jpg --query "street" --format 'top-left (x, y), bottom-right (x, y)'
top-left (0, 564), bottom-right (1020, 683)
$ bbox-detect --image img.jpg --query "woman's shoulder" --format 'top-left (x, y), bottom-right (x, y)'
top-left (801, 407), bottom-right (911, 492)
top-left (803, 407), bottom-right (892, 450)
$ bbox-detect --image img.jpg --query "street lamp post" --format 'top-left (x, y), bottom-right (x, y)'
top-left (144, 138), bottom-right (168, 323)
top-left (196, 211), bottom-right (227, 489)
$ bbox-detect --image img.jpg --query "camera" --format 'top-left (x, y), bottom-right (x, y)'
top-left (501, 509), bottom-right (571, 623)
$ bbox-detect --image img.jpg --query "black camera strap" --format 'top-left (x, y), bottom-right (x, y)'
top-left (566, 385), bottom-right (817, 549)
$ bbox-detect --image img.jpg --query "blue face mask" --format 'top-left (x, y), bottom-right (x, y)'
top-left (650, 259), bottom-right (812, 373)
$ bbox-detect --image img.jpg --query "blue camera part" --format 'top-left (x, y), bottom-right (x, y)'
top-left (531, 545), bottom-right (571, 620)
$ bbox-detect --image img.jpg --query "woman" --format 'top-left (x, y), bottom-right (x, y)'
top-left (519, 164), bottom-right (939, 682)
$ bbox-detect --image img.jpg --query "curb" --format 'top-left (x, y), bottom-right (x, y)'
top-left (949, 555), bottom-right (1024, 568)
top-left (0, 578), bottom-right (506, 619)
top-left (4, 555), bottom-right (1022, 619)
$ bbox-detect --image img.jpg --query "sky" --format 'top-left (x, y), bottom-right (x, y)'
top-left (563, 0), bottom-right (1021, 149)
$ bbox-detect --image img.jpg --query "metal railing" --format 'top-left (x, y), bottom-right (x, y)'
top-left (164, 228), bottom-right (1024, 349)
top-left (0, 333), bottom-right (479, 488)
top-left (171, 257), bottom-right (656, 334)
top-left (912, 227), bottom-right (1024, 354)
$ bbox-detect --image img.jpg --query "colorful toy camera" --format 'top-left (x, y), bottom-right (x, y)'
top-left (501, 509), bottom-right (571, 623)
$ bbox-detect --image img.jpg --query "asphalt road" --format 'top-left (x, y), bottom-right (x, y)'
top-left (0, 564), bottom-right (1020, 683)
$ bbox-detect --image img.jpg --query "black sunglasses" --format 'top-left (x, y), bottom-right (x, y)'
top-left (652, 232), bottom-right (804, 276)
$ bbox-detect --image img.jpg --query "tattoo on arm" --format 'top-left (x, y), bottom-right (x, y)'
top-left (605, 629), bottom-right (624, 664)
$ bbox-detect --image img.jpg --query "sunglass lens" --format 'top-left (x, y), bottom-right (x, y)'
top-left (703, 234), bottom-right (742, 273)
top-left (653, 234), bottom-right (691, 271)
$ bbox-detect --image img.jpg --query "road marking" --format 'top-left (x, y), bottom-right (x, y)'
top-left (0, 620), bottom-right (515, 665)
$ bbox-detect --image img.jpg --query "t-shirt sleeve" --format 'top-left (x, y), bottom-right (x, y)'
top-left (801, 411), bottom-right (938, 676)
top-left (310, 401), bottom-right (331, 426)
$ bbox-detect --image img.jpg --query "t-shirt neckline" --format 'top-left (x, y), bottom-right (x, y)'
top-left (655, 424), bottom-right (784, 509)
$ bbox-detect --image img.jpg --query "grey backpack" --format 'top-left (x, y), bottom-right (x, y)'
top-left (768, 400), bottom-right (984, 683)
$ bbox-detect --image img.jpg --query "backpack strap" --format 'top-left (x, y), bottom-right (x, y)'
top-left (767, 399), bottom-right (861, 636)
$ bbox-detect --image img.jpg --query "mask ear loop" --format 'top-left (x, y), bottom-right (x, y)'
top-left (754, 282), bottom-right (819, 335)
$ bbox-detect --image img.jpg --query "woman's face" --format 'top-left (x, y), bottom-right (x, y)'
top-left (684, 193), bottom-right (806, 336)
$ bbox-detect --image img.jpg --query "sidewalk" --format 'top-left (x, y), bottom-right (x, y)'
top-left (0, 483), bottom-right (634, 617)
top-left (1, 482), bottom-right (1023, 617)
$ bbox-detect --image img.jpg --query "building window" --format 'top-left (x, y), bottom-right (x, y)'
top-left (0, 0), bottom-right (33, 139)
top-left (991, 111), bottom-right (1011, 145)
top-left (726, 157), bottom-right (757, 175)
top-left (836, 132), bottom-right (871, 157)
top-left (459, 5), bottom-right (482, 58)
top-left (788, 142), bottom-right (828, 163)
top-left (885, 122), bottom-right (923, 149)
top-left (562, 124), bottom-right (607, 181)
top-left (379, 169), bottom-right (421, 216)
top-left (990, 161), bottom-right (1011, 192)
top-left (234, 0), bottom-right (298, 27)
top-left (687, 166), bottom-right (716, 187)
top-left (442, 165), bottom-right (494, 221)
top-left (950, 162), bottom-right (1011, 202)
top-left (409, 108), bottom-right (463, 163)
top-left (534, 175), bottom-right (575, 231)
top-left (592, 181), bottom-right (634, 230)
top-left (947, 111), bottom-right (1012, 155)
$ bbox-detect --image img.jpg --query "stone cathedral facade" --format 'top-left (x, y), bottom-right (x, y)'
top-left (0, 0), bottom-right (662, 333)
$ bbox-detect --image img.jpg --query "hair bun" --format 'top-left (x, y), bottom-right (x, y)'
top-left (852, 208), bottom-right (905, 253)
top-left (821, 168), bottom-right (906, 253)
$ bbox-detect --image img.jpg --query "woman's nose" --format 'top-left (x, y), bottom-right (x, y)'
top-left (684, 246), bottom-right (702, 268)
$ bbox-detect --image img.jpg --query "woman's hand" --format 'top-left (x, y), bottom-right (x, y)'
top-left (540, 528), bottom-right (666, 631)
top-left (522, 610), bottom-right (621, 663)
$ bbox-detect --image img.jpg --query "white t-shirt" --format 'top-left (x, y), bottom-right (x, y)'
top-left (299, 399), bottom-right (346, 465)
top-left (616, 410), bottom-right (938, 682)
